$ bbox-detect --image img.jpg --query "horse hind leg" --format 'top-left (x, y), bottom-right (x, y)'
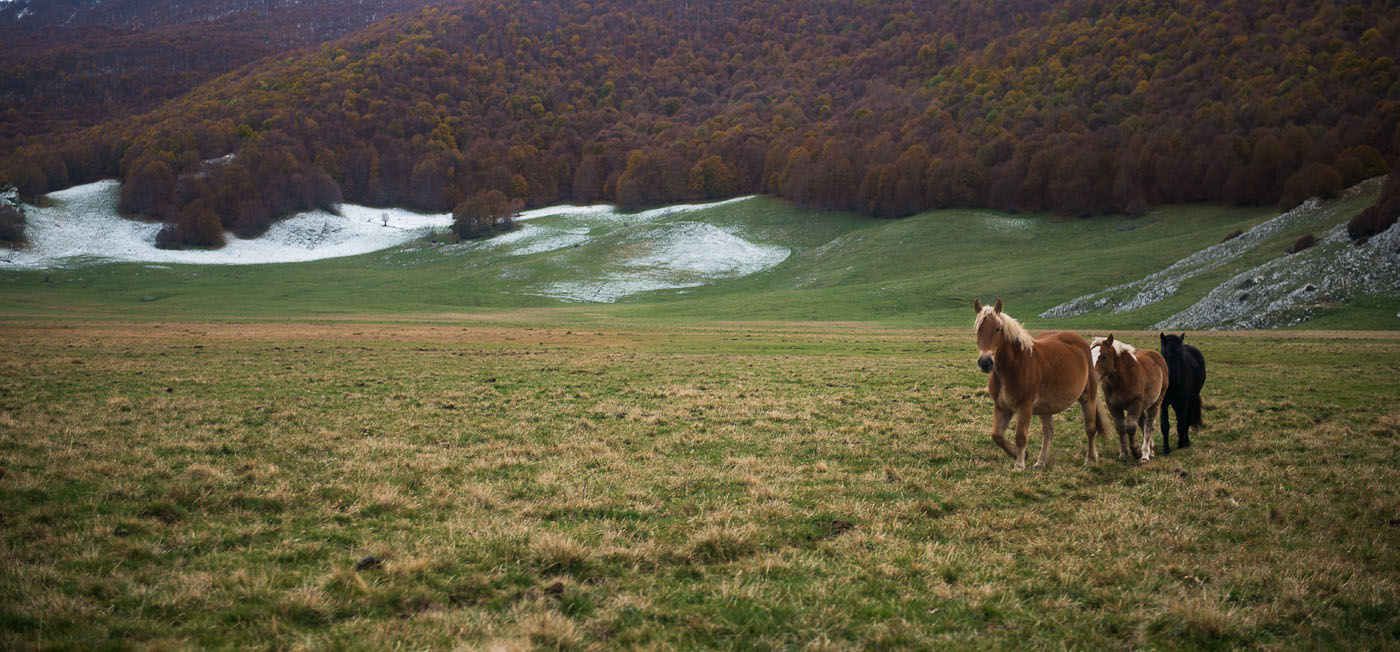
top-left (1033, 414), bottom-right (1054, 469)
top-left (1159, 397), bottom-right (1170, 453)
top-left (1082, 394), bottom-right (1105, 465)
top-left (1140, 403), bottom-right (1160, 462)
top-left (1178, 397), bottom-right (1195, 449)
top-left (1182, 393), bottom-right (1200, 448)
top-left (1160, 400), bottom-right (1173, 455)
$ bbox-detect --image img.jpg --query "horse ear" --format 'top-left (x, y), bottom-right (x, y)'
top-left (973, 298), bottom-right (982, 313)
top-left (1180, 333), bottom-right (1186, 341)
top-left (993, 298), bottom-right (1003, 314)
top-left (1160, 332), bottom-right (1167, 343)
top-left (1104, 334), bottom-right (1114, 346)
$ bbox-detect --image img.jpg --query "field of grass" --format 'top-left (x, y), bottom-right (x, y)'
top-left (3, 319), bottom-right (1398, 649)
top-left (2, 188), bottom-right (1398, 648)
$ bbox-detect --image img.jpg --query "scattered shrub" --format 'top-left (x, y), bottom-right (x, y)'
top-left (1289, 233), bottom-right (1316, 254)
top-left (0, 202), bottom-right (24, 247)
top-left (452, 190), bottom-right (516, 240)
top-left (155, 198), bottom-right (226, 249)
top-left (1221, 229), bottom-right (1243, 243)
top-left (1279, 162), bottom-right (1342, 209)
top-left (1347, 168), bottom-right (1400, 243)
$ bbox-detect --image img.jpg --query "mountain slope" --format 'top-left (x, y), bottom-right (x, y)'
top-left (2, 0), bottom-right (1398, 248)
top-left (0, 0), bottom-right (437, 149)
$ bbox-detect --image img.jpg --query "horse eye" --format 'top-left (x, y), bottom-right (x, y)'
top-left (995, 326), bottom-right (1002, 333)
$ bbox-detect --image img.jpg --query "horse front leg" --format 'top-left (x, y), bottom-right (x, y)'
top-left (1011, 403), bottom-right (1033, 471)
top-left (1033, 414), bottom-right (1054, 469)
top-left (1124, 400), bottom-right (1144, 462)
top-left (989, 405), bottom-right (1018, 461)
top-left (1079, 394), bottom-right (1100, 465)
top-left (1111, 406), bottom-right (1131, 460)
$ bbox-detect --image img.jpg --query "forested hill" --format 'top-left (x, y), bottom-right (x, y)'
top-left (3, 0), bottom-right (1398, 248)
top-left (0, 0), bottom-right (439, 150)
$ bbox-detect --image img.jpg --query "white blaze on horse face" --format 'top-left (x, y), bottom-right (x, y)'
top-left (974, 308), bottom-right (999, 372)
top-left (1090, 337), bottom-right (1109, 366)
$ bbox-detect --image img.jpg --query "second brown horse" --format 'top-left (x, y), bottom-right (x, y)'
top-left (1091, 334), bottom-right (1169, 462)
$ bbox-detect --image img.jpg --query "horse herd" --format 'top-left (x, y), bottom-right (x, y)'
top-left (972, 298), bottom-right (1206, 471)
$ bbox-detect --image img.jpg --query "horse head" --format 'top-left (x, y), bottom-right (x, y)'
top-left (972, 298), bottom-right (1006, 373)
top-left (1091, 334), bottom-right (1119, 377)
top-left (1159, 332), bottom-right (1186, 361)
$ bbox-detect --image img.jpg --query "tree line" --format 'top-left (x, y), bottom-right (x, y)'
top-left (2, 0), bottom-right (1397, 248)
top-left (0, 0), bottom-right (440, 152)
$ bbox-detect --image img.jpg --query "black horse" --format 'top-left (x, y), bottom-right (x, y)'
top-left (1159, 333), bottom-right (1206, 453)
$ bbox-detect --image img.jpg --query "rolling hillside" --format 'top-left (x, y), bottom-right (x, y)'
top-left (2, 176), bottom-right (1395, 329)
top-left (0, 0), bottom-right (438, 149)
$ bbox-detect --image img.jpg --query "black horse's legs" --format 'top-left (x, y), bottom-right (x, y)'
top-left (1161, 400), bottom-right (1173, 455)
top-left (1179, 395), bottom-right (1196, 448)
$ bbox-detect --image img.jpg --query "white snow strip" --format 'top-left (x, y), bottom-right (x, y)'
top-left (476, 222), bottom-right (591, 257)
top-left (515, 204), bottom-right (617, 221)
top-left (516, 196), bottom-right (755, 223)
top-left (3, 182), bottom-right (758, 269)
top-left (0, 180), bottom-right (454, 268)
top-left (530, 221), bottom-right (789, 303)
top-left (619, 221), bottom-right (786, 277)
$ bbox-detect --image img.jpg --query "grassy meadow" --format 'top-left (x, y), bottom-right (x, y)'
top-left (2, 320), bottom-right (1399, 650)
top-left (10, 191), bottom-right (1397, 329)
top-left (3, 189), bottom-right (1400, 649)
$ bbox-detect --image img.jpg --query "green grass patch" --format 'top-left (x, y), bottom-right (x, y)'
top-left (3, 190), bottom-right (1393, 329)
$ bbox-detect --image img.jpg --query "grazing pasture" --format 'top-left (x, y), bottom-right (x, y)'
top-left (2, 320), bottom-right (1397, 649)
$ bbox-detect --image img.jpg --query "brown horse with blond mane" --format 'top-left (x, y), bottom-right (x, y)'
top-left (1091, 334), bottom-right (1169, 462)
top-left (972, 298), bottom-right (1110, 470)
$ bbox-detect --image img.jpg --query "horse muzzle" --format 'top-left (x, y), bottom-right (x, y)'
top-left (977, 355), bottom-right (994, 373)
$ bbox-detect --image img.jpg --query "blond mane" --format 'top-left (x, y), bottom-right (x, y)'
top-left (1089, 337), bottom-right (1135, 365)
top-left (975, 306), bottom-right (1035, 352)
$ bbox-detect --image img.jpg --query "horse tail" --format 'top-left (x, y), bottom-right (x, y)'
top-left (1189, 392), bottom-right (1204, 428)
top-left (1094, 396), bottom-right (1113, 439)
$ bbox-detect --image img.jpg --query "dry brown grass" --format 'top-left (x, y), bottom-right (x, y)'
top-left (1, 320), bottom-right (1398, 649)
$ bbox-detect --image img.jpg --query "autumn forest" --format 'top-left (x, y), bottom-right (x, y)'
top-left (2, 0), bottom-right (1398, 248)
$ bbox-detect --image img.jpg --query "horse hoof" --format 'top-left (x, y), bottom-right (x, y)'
top-left (1179, 441), bottom-right (1191, 448)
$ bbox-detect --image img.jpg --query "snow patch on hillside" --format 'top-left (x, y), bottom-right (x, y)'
top-left (476, 223), bottom-right (592, 257)
top-left (0, 180), bottom-right (453, 268)
top-left (531, 221), bottom-right (790, 303)
top-left (2, 182), bottom-right (784, 304)
top-left (515, 196), bottom-right (754, 224)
